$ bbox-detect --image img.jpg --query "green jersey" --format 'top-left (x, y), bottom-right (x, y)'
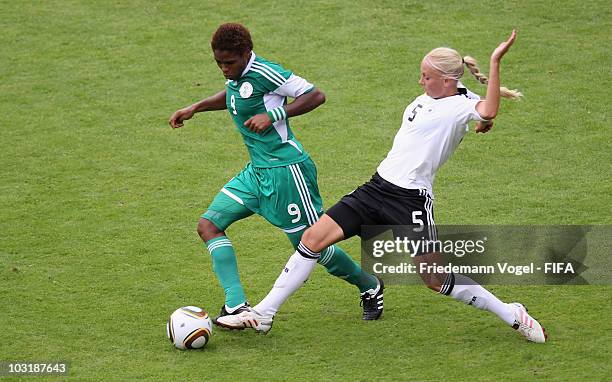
top-left (225, 53), bottom-right (314, 168)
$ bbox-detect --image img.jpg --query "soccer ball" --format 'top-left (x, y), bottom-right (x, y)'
top-left (166, 306), bottom-right (213, 350)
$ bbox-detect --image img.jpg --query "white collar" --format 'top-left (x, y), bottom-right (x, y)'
top-left (240, 51), bottom-right (256, 78)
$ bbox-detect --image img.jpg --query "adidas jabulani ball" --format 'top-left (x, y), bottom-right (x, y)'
top-left (166, 306), bottom-right (213, 350)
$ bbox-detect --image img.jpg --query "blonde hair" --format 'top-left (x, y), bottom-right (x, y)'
top-left (424, 47), bottom-right (523, 99)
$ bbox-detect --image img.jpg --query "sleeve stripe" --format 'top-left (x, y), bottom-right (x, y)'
top-left (252, 62), bottom-right (286, 84)
top-left (267, 107), bottom-right (287, 123)
top-left (251, 67), bottom-right (284, 87)
top-left (252, 62), bottom-right (286, 86)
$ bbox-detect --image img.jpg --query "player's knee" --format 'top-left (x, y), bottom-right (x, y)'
top-left (197, 218), bottom-right (222, 241)
top-left (301, 227), bottom-right (326, 253)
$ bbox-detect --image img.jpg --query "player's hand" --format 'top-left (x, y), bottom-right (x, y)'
top-left (475, 120), bottom-right (494, 134)
top-left (169, 107), bottom-right (195, 129)
top-left (244, 113), bottom-right (272, 133)
top-left (491, 30), bottom-right (517, 63)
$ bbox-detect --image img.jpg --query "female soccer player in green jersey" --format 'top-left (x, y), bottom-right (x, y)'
top-left (169, 23), bottom-right (383, 324)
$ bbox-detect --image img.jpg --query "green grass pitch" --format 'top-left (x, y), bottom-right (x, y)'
top-left (1, 0), bottom-right (610, 380)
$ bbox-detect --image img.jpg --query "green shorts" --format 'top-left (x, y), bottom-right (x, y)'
top-left (202, 158), bottom-right (324, 233)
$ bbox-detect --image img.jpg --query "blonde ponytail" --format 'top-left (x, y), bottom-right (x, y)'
top-left (463, 56), bottom-right (523, 99)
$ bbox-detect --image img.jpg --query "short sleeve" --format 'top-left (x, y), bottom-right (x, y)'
top-left (457, 97), bottom-right (486, 125)
top-left (273, 74), bottom-right (314, 98)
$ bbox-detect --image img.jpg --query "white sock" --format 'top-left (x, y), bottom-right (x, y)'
top-left (442, 273), bottom-right (515, 325)
top-left (254, 248), bottom-right (318, 317)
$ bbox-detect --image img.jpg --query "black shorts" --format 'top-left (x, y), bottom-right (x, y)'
top-left (326, 172), bottom-right (437, 240)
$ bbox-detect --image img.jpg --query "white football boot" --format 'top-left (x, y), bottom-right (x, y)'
top-left (511, 303), bottom-right (547, 343)
top-left (215, 307), bottom-right (274, 334)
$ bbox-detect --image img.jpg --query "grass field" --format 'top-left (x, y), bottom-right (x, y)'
top-left (1, 0), bottom-right (611, 380)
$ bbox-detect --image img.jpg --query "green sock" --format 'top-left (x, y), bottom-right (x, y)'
top-left (205, 236), bottom-right (246, 308)
top-left (319, 245), bottom-right (378, 293)
top-left (285, 231), bottom-right (377, 292)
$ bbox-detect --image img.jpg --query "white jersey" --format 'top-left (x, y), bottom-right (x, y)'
top-left (376, 88), bottom-right (484, 196)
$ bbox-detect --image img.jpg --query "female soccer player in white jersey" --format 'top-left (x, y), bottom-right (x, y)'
top-left (219, 30), bottom-right (547, 343)
top-left (168, 23), bottom-right (382, 325)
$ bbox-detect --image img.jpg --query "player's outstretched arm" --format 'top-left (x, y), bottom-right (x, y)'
top-left (169, 89), bottom-right (227, 129)
top-left (476, 30), bottom-right (517, 120)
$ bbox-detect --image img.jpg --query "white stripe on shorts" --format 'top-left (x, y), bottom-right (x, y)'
top-left (424, 196), bottom-right (437, 241)
top-left (292, 164), bottom-right (319, 223)
top-left (282, 225), bottom-right (307, 234)
top-left (221, 187), bottom-right (244, 205)
top-left (288, 164), bottom-right (318, 226)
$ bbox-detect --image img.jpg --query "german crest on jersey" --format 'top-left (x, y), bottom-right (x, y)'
top-left (239, 82), bottom-right (253, 98)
